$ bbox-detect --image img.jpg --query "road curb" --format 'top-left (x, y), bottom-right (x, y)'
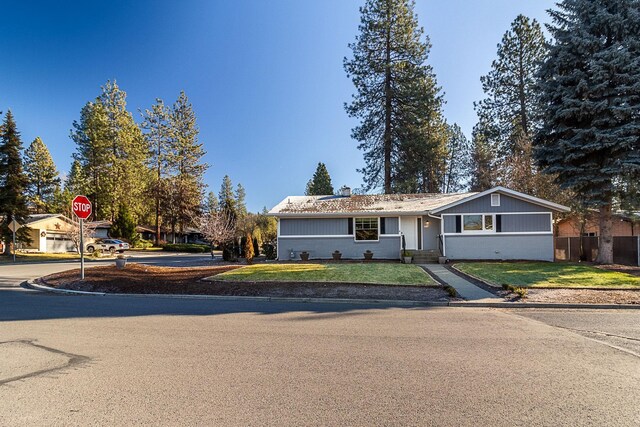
top-left (23, 280), bottom-right (449, 306)
top-left (24, 280), bottom-right (640, 309)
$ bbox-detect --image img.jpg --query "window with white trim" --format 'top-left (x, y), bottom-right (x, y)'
top-left (491, 194), bottom-right (501, 206)
top-left (355, 218), bottom-right (379, 241)
top-left (462, 214), bottom-right (495, 233)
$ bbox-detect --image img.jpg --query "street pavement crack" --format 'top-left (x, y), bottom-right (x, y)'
top-left (0, 339), bottom-right (90, 386)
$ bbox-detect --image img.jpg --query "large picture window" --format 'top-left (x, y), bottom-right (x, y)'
top-left (355, 218), bottom-right (379, 241)
top-left (462, 214), bottom-right (495, 233)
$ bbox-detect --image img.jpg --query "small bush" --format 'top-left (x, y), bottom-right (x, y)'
top-left (444, 285), bottom-right (458, 298)
top-left (514, 287), bottom-right (528, 299)
top-left (162, 243), bottom-right (210, 253)
top-left (244, 232), bottom-right (254, 265)
top-left (133, 239), bottom-right (154, 249)
top-left (262, 243), bottom-right (277, 260)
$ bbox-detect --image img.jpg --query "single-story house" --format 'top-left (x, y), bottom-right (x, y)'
top-left (268, 186), bottom-right (570, 262)
top-left (19, 214), bottom-right (77, 253)
top-left (556, 211), bottom-right (639, 237)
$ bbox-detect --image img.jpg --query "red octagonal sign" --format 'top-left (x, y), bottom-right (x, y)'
top-left (72, 195), bottom-right (92, 220)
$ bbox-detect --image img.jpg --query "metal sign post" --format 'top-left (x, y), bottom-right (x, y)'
top-left (80, 218), bottom-right (85, 279)
top-left (8, 219), bottom-right (19, 263)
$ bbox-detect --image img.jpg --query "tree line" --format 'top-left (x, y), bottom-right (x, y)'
top-left (0, 82), bottom-right (276, 256)
top-left (344, 0), bottom-right (640, 264)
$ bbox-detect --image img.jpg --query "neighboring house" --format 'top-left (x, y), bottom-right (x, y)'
top-left (556, 211), bottom-right (639, 237)
top-left (19, 214), bottom-right (76, 253)
top-left (268, 186), bottom-right (570, 262)
top-left (87, 220), bottom-right (112, 239)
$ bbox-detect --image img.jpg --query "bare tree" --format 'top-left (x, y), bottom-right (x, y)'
top-left (63, 218), bottom-right (97, 254)
top-left (196, 210), bottom-right (236, 248)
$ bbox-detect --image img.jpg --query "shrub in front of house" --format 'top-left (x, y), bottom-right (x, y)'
top-left (162, 243), bottom-right (211, 253)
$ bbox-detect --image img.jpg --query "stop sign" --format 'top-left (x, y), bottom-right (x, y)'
top-left (72, 195), bottom-right (92, 220)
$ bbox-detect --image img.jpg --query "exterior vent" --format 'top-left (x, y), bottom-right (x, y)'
top-left (340, 186), bottom-right (352, 197)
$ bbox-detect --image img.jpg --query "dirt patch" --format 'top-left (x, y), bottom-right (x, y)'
top-left (596, 264), bottom-right (640, 277)
top-left (524, 289), bottom-right (640, 305)
top-left (38, 263), bottom-right (450, 302)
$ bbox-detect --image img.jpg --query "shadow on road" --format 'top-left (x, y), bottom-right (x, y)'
top-left (0, 288), bottom-right (439, 322)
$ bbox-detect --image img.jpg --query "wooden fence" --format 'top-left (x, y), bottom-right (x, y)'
top-left (555, 236), bottom-right (640, 266)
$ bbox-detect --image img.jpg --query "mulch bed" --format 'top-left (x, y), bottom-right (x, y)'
top-left (38, 263), bottom-right (450, 302)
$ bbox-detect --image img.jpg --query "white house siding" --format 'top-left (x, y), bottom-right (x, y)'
top-left (445, 234), bottom-right (554, 261)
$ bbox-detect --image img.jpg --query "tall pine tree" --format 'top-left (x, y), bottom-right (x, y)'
top-left (0, 111), bottom-right (31, 252)
top-left (71, 81), bottom-right (150, 222)
top-left (23, 137), bottom-right (60, 213)
top-left (345, 0), bottom-right (443, 193)
top-left (305, 162), bottom-right (334, 195)
top-left (534, 0), bottom-right (640, 264)
top-left (441, 124), bottom-right (471, 193)
top-left (474, 15), bottom-right (562, 198)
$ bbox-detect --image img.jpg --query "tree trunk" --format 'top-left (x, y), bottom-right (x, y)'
top-left (383, 8), bottom-right (392, 194)
top-left (595, 204), bottom-right (614, 264)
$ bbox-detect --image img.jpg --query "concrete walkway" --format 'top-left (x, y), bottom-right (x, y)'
top-left (420, 264), bottom-right (501, 301)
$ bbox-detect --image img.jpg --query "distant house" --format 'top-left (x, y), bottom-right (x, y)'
top-left (19, 214), bottom-right (76, 253)
top-left (556, 211), bottom-right (639, 237)
top-left (268, 186), bottom-right (570, 262)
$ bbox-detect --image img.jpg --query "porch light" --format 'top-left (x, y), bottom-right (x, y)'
top-left (424, 219), bottom-right (430, 228)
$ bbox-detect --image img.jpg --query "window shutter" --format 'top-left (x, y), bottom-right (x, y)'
top-left (455, 215), bottom-right (462, 233)
top-left (347, 218), bottom-right (353, 235)
top-left (380, 218), bottom-right (386, 235)
top-left (496, 215), bottom-right (502, 232)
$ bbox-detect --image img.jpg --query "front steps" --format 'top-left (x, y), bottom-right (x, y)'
top-left (410, 249), bottom-right (439, 264)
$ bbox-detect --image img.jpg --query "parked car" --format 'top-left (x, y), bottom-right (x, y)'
top-left (86, 238), bottom-right (130, 255)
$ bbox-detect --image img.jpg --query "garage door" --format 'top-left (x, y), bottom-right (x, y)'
top-left (46, 236), bottom-right (76, 253)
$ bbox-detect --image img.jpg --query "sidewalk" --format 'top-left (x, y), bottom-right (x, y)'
top-left (420, 264), bottom-right (501, 301)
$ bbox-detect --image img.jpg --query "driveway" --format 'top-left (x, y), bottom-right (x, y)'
top-left (0, 261), bottom-right (639, 426)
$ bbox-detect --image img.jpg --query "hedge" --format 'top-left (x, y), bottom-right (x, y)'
top-left (162, 243), bottom-right (211, 253)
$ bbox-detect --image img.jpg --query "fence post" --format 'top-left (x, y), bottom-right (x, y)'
top-left (567, 237), bottom-right (571, 261)
top-left (637, 236), bottom-right (639, 267)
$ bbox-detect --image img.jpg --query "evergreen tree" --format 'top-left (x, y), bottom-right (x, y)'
top-left (141, 98), bottom-right (172, 243)
top-left (163, 91), bottom-right (208, 236)
top-left (534, 0), bottom-right (640, 264)
top-left (305, 162), bottom-right (335, 195)
top-left (71, 80), bottom-right (150, 222)
top-left (65, 159), bottom-right (88, 196)
top-left (0, 111), bottom-right (31, 252)
top-left (469, 125), bottom-right (496, 192)
top-left (219, 175), bottom-right (236, 221)
top-left (23, 137), bottom-right (60, 213)
top-left (442, 124), bottom-right (471, 193)
top-left (345, 0), bottom-right (443, 193)
top-left (474, 15), bottom-right (562, 198)
top-left (110, 203), bottom-right (138, 243)
top-left (205, 191), bottom-right (219, 213)
top-left (235, 183), bottom-right (247, 217)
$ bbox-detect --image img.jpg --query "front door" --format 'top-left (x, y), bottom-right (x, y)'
top-left (401, 216), bottom-right (419, 250)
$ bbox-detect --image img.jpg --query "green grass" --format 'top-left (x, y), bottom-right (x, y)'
top-left (455, 262), bottom-right (640, 289)
top-left (212, 263), bottom-right (437, 286)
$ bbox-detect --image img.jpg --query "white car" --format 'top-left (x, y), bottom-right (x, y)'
top-left (86, 239), bottom-right (130, 255)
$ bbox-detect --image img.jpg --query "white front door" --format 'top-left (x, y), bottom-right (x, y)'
top-left (401, 216), bottom-right (419, 250)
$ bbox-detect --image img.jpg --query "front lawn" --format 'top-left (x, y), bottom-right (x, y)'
top-left (212, 263), bottom-right (437, 286)
top-left (455, 262), bottom-right (640, 289)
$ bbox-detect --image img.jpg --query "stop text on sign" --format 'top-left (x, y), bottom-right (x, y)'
top-left (72, 195), bottom-right (92, 220)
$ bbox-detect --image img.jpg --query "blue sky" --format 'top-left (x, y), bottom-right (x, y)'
top-left (1, 0), bottom-right (556, 212)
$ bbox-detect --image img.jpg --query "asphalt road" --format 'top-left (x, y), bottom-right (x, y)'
top-left (0, 258), bottom-right (639, 426)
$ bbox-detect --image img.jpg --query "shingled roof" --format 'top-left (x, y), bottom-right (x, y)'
top-left (269, 192), bottom-right (477, 216)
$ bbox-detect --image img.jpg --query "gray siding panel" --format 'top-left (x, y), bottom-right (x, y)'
top-left (280, 218), bottom-right (348, 236)
top-left (278, 236), bottom-right (401, 260)
top-left (439, 194), bottom-right (550, 214)
top-left (443, 216), bottom-right (457, 233)
top-left (445, 234), bottom-right (553, 261)
top-left (501, 213), bottom-right (551, 232)
top-left (280, 217), bottom-right (400, 236)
